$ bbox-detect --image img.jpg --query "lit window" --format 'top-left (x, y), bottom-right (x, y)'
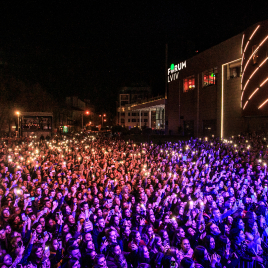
top-left (183, 75), bottom-right (195, 92)
top-left (203, 68), bottom-right (217, 87)
top-left (227, 61), bottom-right (241, 80)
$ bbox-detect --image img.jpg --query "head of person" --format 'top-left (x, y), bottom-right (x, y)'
top-left (96, 217), bottom-right (105, 230)
top-left (211, 208), bottom-right (221, 221)
top-left (138, 245), bottom-right (150, 262)
top-left (193, 246), bottom-right (209, 263)
top-left (231, 217), bottom-right (245, 230)
top-left (31, 243), bottom-right (44, 261)
top-left (68, 245), bottom-right (81, 260)
top-left (179, 257), bottom-right (195, 268)
top-left (217, 235), bottom-right (231, 251)
top-left (110, 243), bottom-right (121, 256)
top-left (67, 258), bottom-right (81, 268)
top-left (203, 235), bottom-right (215, 251)
top-left (93, 254), bottom-right (107, 268)
top-left (106, 229), bottom-right (118, 244)
top-left (206, 222), bottom-right (221, 236)
top-left (230, 228), bottom-right (245, 244)
top-left (166, 247), bottom-right (180, 262)
top-left (1, 254), bottom-right (12, 267)
top-left (115, 254), bottom-right (128, 268)
top-left (181, 238), bottom-right (191, 253)
top-left (130, 230), bottom-right (141, 245)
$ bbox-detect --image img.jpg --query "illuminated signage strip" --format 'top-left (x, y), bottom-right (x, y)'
top-left (167, 61), bottom-right (186, 83)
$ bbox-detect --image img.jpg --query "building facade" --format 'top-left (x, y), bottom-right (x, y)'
top-left (117, 86), bottom-right (165, 130)
top-left (166, 20), bottom-right (268, 138)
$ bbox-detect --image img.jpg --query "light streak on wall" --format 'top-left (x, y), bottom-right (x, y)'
top-left (242, 35), bottom-right (268, 82)
top-left (241, 34), bottom-right (245, 55)
top-left (242, 57), bottom-right (268, 93)
top-left (243, 101), bottom-right (248, 110)
top-left (260, 77), bottom-right (268, 87)
top-left (248, 87), bottom-right (259, 100)
top-left (258, 98), bottom-right (268, 109)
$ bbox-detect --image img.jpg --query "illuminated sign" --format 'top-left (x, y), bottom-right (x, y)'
top-left (167, 61), bottom-right (186, 83)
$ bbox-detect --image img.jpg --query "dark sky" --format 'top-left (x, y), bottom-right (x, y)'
top-left (1, 1), bottom-right (268, 113)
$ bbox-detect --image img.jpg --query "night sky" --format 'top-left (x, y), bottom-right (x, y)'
top-left (1, 1), bottom-right (268, 113)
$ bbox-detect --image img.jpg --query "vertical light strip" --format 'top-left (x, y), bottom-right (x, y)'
top-left (259, 99), bottom-right (268, 109)
top-left (221, 58), bottom-right (242, 138)
top-left (241, 34), bottom-right (245, 85)
top-left (221, 65), bottom-right (224, 138)
top-left (241, 34), bottom-right (245, 55)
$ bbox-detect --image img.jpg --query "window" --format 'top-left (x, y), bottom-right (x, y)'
top-left (183, 75), bottom-right (195, 92)
top-left (121, 112), bottom-right (125, 117)
top-left (121, 119), bottom-right (125, 124)
top-left (144, 119), bottom-right (148, 122)
top-left (132, 119), bottom-right (136, 122)
top-left (203, 68), bottom-right (217, 87)
top-left (132, 113), bottom-right (136, 116)
top-left (227, 61), bottom-right (241, 80)
top-left (144, 112), bottom-right (148, 116)
top-left (128, 113), bottom-right (130, 116)
top-left (128, 119), bottom-right (130, 122)
top-left (141, 113), bottom-right (143, 116)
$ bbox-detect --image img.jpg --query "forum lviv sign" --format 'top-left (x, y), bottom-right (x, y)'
top-left (167, 61), bottom-right (186, 83)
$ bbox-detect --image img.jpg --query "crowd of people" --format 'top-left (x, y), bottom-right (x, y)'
top-left (0, 132), bottom-right (268, 268)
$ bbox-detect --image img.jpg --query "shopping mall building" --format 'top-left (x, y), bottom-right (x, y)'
top-left (166, 19), bottom-right (268, 138)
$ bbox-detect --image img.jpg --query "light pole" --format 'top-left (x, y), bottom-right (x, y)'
top-left (16, 111), bottom-right (20, 138)
top-left (82, 111), bottom-right (90, 129)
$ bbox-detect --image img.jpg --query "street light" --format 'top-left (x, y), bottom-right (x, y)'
top-left (15, 111), bottom-right (20, 138)
top-left (82, 111), bottom-right (90, 129)
top-left (99, 114), bottom-right (106, 127)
